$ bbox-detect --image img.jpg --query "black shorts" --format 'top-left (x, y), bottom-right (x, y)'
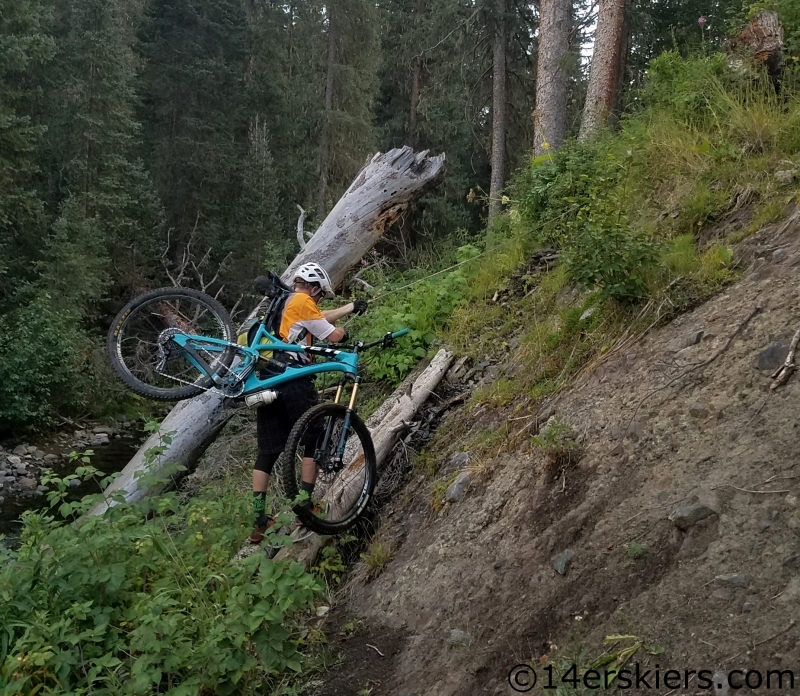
top-left (256, 378), bottom-right (319, 456)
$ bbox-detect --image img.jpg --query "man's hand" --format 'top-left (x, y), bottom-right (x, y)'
top-left (353, 299), bottom-right (368, 316)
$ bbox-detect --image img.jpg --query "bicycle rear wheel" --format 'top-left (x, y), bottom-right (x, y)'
top-left (281, 403), bottom-right (377, 535)
top-left (107, 288), bottom-right (236, 401)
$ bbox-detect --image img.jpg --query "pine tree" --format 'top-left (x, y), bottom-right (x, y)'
top-left (41, 0), bottom-right (162, 303)
top-left (0, 0), bottom-right (53, 306)
top-left (316, 0), bottom-right (380, 220)
top-left (579, 0), bottom-right (627, 140)
top-left (138, 0), bottom-right (249, 283)
top-left (534, 0), bottom-right (572, 154)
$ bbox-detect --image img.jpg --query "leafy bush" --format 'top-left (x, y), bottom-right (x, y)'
top-left (0, 454), bottom-right (321, 695)
top-left (352, 244), bottom-right (479, 382)
top-left (564, 219), bottom-right (660, 302)
top-left (0, 293), bottom-right (90, 434)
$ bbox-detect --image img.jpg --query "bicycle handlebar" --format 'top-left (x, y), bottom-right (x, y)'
top-left (348, 328), bottom-right (410, 352)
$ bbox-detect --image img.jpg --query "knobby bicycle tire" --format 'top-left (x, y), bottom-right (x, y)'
top-left (107, 287), bottom-right (236, 401)
top-left (281, 403), bottom-right (377, 535)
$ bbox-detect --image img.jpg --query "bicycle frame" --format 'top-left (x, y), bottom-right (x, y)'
top-left (170, 322), bottom-right (359, 399)
top-left (171, 322), bottom-right (408, 472)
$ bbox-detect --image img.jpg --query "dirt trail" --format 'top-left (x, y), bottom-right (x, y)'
top-left (317, 216), bottom-right (800, 696)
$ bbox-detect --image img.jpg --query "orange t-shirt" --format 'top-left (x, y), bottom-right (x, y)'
top-left (279, 293), bottom-right (336, 348)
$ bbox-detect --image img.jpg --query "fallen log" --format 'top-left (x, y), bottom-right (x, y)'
top-left (87, 147), bottom-right (445, 517)
top-left (269, 348), bottom-right (454, 568)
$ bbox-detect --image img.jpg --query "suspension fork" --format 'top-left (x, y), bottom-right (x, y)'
top-left (319, 375), bottom-right (361, 465)
top-left (320, 375), bottom-right (360, 465)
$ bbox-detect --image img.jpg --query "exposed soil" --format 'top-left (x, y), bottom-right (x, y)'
top-left (319, 213), bottom-right (800, 695)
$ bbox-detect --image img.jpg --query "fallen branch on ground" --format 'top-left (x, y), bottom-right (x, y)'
top-left (770, 327), bottom-right (800, 389)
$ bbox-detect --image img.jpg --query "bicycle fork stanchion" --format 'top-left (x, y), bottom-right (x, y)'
top-left (334, 376), bottom-right (361, 464)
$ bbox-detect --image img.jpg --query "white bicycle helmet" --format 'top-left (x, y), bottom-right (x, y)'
top-left (294, 262), bottom-right (335, 299)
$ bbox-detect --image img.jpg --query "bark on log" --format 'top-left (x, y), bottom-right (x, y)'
top-left (269, 348), bottom-right (454, 568)
top-left (87, 148), bottom-right (445, 517)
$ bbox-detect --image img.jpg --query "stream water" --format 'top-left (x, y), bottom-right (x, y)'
top-left (0, 433), bottom-right (141, 544)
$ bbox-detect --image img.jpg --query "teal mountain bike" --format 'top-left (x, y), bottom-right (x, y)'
top-left (107, 285), bottom-right (409, 534)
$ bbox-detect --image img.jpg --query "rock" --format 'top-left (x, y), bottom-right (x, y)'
top-left (742, 601), bottom-right (755, 612)
top-left (449, 452), bottom-right (470, 469)
top-left (0, 496), bottom-right (4, 504)
top-left (493, 559), bottom-right (506, 570)
top-left (773, 248), bottom-right (788, 263)
top-left (2, 476), bottom-right (15, 484)
top-left (12, 445), bottom-right (27, 456)
top-left (93, 426), bottom-right (114, 435)
top-left (579, 307), bottom-right (597, 322)
top-left (776, 576), bottom-right (800, 604)
top-left (670, 488), bottom-right (720, 530)
top-left (775, 169), bottom-right (797, 186)
top-left (14, 463), bottom-right (27, 474)
top-left (688, 402), bottom-right (709, 419)
top-left (712, 670), bottom-right (731, 696)
top-left (43, 454), bottom-right (58, 463)
top-left (6, 455), bottom-right (22, 466)
top-left (448, 629), bottom-right (473, 647)
top-left (445, 472), bottom-right (471, 503)
top-left (786, 494), bottom-right (798, 508)
top-left (666, 330), bottom-right (704, 352)
top-left (708, 588), bottom-right (733, 605)
top-left (755, 340), bottom-right (789, 371)
top-left (69, 479), bottom-right (81, 488)
top-left (626, 420), bottom-right (646, 440)
top-left (90, 434), bottom-right (110, 446)
top-left (33, 449), bottom-right (45, 460)
top-left (18, 477), bottom-right (37, 490)
top-left (716, 573), bottom-right (748, 587)
top-left (554, 549), bottom-right (574, 575)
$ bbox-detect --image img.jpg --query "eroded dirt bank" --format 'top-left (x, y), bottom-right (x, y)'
top-left (318, 218), bottom-right (800, 695)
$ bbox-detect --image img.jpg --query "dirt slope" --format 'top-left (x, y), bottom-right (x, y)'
top-left (319, 216), bottom-right (800, 696)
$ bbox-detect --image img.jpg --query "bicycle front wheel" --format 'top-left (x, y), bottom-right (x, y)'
top-left (282, 403), bottom-right (377, 535)
top-left (107, 288), bottom-right (236, 401)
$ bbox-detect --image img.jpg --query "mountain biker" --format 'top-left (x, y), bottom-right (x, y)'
top-left (249, 262), bottom-right (367, 544)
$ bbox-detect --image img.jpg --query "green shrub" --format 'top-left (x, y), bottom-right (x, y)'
top-left (0, 457), bottom-right (321, 694)
top-left (0, 293), bottom-right (90, 434)
top-left (563, 218), bottom-right (659, 302)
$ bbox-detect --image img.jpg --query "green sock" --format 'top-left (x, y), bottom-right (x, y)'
top-left (253, 492), bottom-right (267, 526)
top-left (299, 481), bottom-right (315, 508)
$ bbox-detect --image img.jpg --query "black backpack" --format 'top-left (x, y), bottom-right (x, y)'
top-left (238, 271), bottom-right (294, 351)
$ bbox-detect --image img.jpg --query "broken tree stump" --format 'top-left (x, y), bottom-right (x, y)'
top-left (87, 147), bottom-right (445, 517)
top-left (727, 9), bottom-right (784, 83)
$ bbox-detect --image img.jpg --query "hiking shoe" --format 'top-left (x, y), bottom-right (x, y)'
top-left (295, 504), bottom-right (323, 528)
top-left (248, 517), bottom-right (278, 544)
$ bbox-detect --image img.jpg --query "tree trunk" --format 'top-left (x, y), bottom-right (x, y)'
top-left (269, 348), bottom-right (454, 567)
top-left (316, 15), bottom-right (337, 220)
top-left (408, 56), bottom-right (421, 148)
top-left (578, 0), bottom-right (626, 142)
top-left (87, 147), bottom-right (445, 518)
top-left (488, 0), bottom-right (508, 220)
top-left (534, 0), bottom-right (571, 155)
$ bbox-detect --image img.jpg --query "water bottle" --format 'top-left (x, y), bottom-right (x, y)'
top-left (245, 389), bottom-right (278, 409)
